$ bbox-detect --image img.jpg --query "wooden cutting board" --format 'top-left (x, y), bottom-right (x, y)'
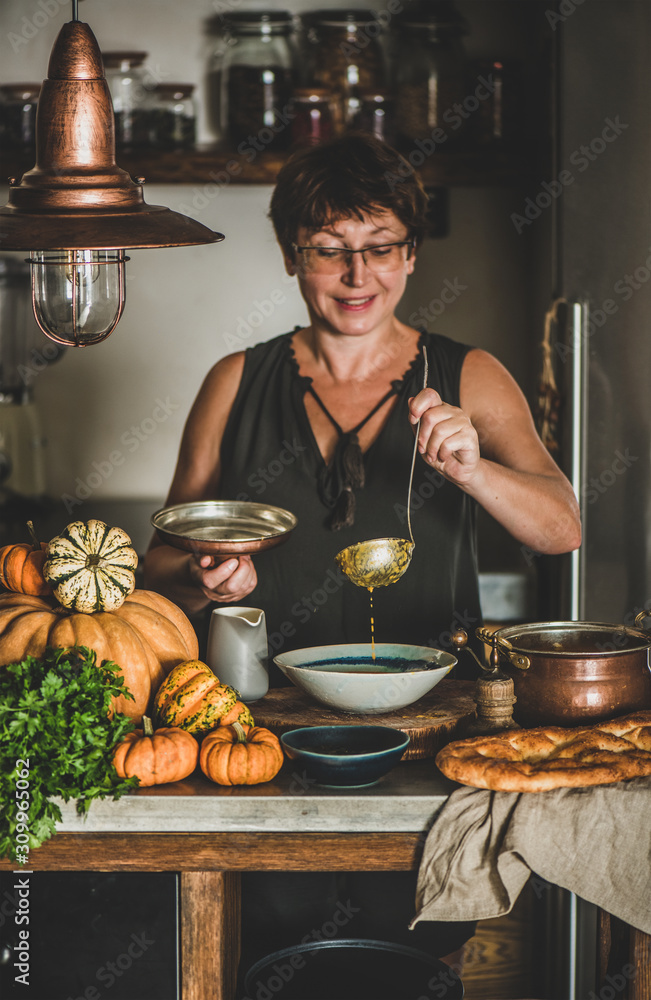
top-left (252, 678), bottom-right (476, 760)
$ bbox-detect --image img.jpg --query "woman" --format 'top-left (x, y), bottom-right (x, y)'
top-left (144, 133), bottom-right (580, 970)
top-left (145, 133), bottom-right (580, 671)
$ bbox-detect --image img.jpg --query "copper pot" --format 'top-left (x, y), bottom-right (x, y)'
top-left (474, 619), bottom-right (651, 728)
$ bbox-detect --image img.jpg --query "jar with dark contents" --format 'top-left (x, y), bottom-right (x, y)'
top-left (220, 11), bottom-right (297, 153)
top-left (290, 88), bottom-right (335, 147)
top-left (392, 1), bottom-right (470, 150)
top-left (302, 10), bottom-right (388, 134)
top-left (102, 51), bottom-right (152, 150)
top-left (149, 84), bottom-right (197, 149)
top-left (0, 84), bottom-right (40, 156)
top-left (354, 90), bottom-right (396, 145)
top-left (468, 58), bottom-right (523, 148)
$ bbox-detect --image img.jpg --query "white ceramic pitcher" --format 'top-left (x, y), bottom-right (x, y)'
top-left (207, 606), bottom-right (269, 702)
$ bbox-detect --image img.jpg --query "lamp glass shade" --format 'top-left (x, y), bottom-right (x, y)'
top-left (30, 250), bottom-right (126, 347)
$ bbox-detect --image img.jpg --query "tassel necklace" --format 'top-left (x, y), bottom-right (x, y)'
top-left (307, 383), bottom-right (399, 530)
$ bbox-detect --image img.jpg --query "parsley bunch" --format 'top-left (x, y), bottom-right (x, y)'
top-left (0, 646), bottom-right (139, 863)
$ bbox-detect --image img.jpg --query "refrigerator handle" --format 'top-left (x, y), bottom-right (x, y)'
top-left (552, 298), bottom-right (589, 1000)
top-left (566, 299), bottom-right (588, 623)
top-left (539, 296), bottom-right (587, 623)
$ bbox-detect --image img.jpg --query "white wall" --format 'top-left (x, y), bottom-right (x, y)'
top-left (0, 0), bottom-right (536, 510)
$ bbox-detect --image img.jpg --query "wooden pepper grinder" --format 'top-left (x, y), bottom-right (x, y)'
top-left (464, 670), bottom-right (520, 736)
top-left (451, 628), bottom-right (521, 736)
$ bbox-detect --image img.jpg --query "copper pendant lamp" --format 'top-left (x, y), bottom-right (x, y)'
top-left (0, 0), bottom-right (224, 347)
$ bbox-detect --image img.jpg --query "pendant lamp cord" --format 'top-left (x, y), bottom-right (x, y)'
top-left (71, 0), bottom-right (79, 21)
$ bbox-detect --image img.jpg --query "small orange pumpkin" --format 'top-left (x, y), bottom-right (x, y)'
top-left (200, 722), bottom-right (284, 786)
top-left (113, 716), bottom-right (199, 786)
top-left (0, 521), bottom-right (51, 596)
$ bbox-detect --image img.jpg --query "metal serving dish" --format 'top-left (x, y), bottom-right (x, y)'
top-left (151, 500), bottom-right (297, 555)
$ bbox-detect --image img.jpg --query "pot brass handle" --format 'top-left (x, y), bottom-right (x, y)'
top-left (634, 609), bottom-right (651, 631)
top-left (451, 628), bottom-right (489, 673)
top-left (475, 626), bottom-right (530, 671)
top-left (451, 628), bottom-right (529, 673)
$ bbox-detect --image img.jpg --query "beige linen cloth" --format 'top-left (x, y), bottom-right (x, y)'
top-left (411, 776), bottom-right (651, 934)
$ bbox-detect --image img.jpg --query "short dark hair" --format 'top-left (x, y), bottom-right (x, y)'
top-left (269, 132), bottom-right (428, 256)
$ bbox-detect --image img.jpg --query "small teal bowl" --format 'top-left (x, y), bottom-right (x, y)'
top-left (281, 725), bottom-right (410, 788)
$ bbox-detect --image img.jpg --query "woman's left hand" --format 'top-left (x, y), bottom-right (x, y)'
top-left (193, 553), bottom-right (258, 603)
top-left (409, 388), bottom-right (480, 487)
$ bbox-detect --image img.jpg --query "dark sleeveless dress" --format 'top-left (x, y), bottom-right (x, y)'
top-left (218, 329), bottom-right (480, 974)
top-left (218, 328), bottom-right (482, 682)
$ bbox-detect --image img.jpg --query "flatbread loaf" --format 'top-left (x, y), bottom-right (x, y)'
top-left (435, 711), bottom-right (651, 792)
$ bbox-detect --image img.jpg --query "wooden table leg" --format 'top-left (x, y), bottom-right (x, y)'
top-left (596, 910), bottom-right (651, 1000)
top-left (180, 871), bottom-right (241, 1000)
top-left (597, 908), bottom-right (612, 988)
top-left (629, 924), bottom-right (651, 1000)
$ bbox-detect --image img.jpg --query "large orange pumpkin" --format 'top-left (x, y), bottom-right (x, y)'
top-left (200, 722), bottom-right (284, 785)
top-left (0, 589), bottom-right (198, 722)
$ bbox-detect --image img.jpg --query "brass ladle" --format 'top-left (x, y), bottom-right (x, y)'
top-left (335, 345), bottom-right (428, 589)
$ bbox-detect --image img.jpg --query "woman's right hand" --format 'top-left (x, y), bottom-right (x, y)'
top-left (189, 554), bottom-right (258, 604)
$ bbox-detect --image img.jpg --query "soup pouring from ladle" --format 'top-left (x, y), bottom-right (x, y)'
top-left (335, 345), bottom-right (429, 589)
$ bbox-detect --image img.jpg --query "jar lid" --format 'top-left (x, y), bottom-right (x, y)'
top-left (292, 87), bottom-right (331, 99)
top-left (359, 89), bottom-right (394, 102)
top-left (0, 84), bottom-right (41, 101)
top-left (102, 51), bottom-right (148, 68)
top-left (304, 9), bottom-right (384, 27)
top-left (222, 11), bottom-right (295, 32)
top-left (153, 83), bottom-right (195, 99)
top-left (395, 1), bottom-right (469, 33)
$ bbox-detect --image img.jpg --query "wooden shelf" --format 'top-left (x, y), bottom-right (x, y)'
top-left (1, 143), bottom-right (526, 188)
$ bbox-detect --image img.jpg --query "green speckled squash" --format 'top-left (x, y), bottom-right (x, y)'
top-left (154, 659), bottom-right (254, 735)
top-left (44, 519), bottom-right (138, 613)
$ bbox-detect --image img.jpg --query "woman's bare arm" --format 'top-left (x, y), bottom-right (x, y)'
top-left (409, 348), bottom-right (581, 555)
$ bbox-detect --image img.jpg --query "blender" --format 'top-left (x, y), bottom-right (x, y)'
top-left (0, 256), bottom-right (64, 542)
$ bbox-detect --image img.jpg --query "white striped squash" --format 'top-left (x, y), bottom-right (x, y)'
top-left (43, 520), bottom-right (138, 613)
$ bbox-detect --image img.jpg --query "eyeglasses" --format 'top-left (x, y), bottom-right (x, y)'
top-left (291, 239), bottom-right (415, 274)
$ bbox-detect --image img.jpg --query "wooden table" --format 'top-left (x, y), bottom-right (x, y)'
top-left (3, 736), bottom-right (649, 999)
top-left (0, 758), bottom-right (454, 1000)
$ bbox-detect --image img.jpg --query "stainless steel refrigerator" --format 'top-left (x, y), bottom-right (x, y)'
top-left (535, 2), bottom-right (651, 996)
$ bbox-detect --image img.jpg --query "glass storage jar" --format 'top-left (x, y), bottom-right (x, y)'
top-left (289, 87), bottom-right (335, 147)
top-left (0, 84), bottom-right (40, 156)
top-left (302, 10), bottom-right (388, 133)
top-left (354, 90), bottom-right (396, 145)
top-left (392, 1), bottom-right (470, 149)
top-left (205, 15), bottom-right (229, 143)
top-left (468, 58), bottom-right (523, 147)
top-left (149, 83), bottom-right (197, 149)
top-left (102, 50), bottom-right (151, 150)
top-left (218, 11), bottom-right (297, 152)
